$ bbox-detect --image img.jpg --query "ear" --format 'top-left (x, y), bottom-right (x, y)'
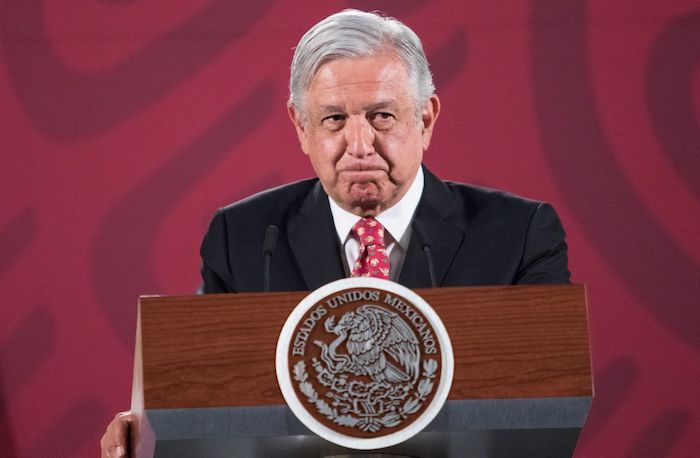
top-left (288, 104), bottom-right (310, 155)
top-left (420, 94), bottom-right (440, 150)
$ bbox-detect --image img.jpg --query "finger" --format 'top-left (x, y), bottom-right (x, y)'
top-left (100, 416), bottom-right (128, 458)
top-left (101, 412), bottom-right (134, 457)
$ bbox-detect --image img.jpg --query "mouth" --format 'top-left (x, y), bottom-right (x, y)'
top-left (338, 169), bottom-right (385, 182)
top-left (338, 163), bottom-right (387, 172)
top-left (337, 161), bottom-right (389, 176)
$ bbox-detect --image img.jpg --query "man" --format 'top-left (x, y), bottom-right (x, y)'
top-left (101, 9), bottom-right (569, 457)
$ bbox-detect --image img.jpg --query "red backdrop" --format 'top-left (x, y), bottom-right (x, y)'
top-left (1, 1), bottom-right (699, 456)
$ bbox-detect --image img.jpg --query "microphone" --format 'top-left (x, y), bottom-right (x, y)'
top-left (263, 225), bottom-right (279, 292)
top-left (412, 220), bottom-right (437, 288)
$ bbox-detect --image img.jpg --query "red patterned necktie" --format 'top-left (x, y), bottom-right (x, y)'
top-left (351, 217), bottom-right (390, 279)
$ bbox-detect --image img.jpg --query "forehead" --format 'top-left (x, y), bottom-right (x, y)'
top-left (306, 54), bottom-right (414, 109)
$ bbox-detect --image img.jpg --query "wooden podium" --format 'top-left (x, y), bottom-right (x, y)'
top-left (130, 284), bottom-right (592, 457)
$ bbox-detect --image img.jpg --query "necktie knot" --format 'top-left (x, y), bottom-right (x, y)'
top-left (351, 217), bottom-right (389, 279)
top-left (352, 217), bottom-right (386, 249)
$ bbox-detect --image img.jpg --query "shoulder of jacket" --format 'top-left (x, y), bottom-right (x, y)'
top-left (218, 177), bottom-right (319, 214)
top-left (442, 180), bottom-right (543, 209)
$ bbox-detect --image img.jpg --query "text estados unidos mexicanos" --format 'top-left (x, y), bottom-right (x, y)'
top-left (291, 290), bottom-right (437, 356)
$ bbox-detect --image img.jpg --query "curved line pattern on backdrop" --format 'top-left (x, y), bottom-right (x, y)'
top-left (0, 305), bottom-right (55, 458)
top-left (90, 82), bottom-right (276, 348)
top-left (574, 357), bottom-right (639, 448)
top-left (0, 0), bottom-right (275, 142)
top-left (0, 209), bottom-right (37, 278)
top-left (625, 408), bottom-right (691, 458)
top-left (26, 398), bottom-right (109, 458)
top-left (430, 29), bottom-right (469, 92)
top-left (531, 0), bottom-right (700, 349)
top-left (646, 12), bottom-right (700, 199)
top-left (0, 211), bottom-right (40, 458)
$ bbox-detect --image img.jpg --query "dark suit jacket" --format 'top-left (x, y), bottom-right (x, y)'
top-left (199, 167), bottom-right (570, 293)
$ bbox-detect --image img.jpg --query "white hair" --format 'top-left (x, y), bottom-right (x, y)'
top-left (288, 9), bottom-right (435, 116)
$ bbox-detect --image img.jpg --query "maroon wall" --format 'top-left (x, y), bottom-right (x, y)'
top-left (1, 1), bottom-right (698, 456)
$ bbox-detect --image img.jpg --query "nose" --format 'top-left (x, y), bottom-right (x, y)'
top-left (345, 117), bottom-right (375, 157)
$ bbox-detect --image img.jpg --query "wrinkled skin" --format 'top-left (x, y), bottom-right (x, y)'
top-left (288, 53), bottom-right (440, 216)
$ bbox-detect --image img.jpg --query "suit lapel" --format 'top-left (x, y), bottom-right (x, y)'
top-left (287, 169), bottom-right (465, 290)
top-left (287, 182), bottom-right (346, 290)
top-left (399, 168), bottom-right (465, 288)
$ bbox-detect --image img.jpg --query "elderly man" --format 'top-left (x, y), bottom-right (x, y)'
top-left (101, 9), bottom-right (569, 457)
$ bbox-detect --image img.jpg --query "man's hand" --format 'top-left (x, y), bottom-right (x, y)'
top-left (100, 411), bottom-right (135, 458)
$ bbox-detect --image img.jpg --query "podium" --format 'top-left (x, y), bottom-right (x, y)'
top-left (130, 284), bottom-right (592, 457)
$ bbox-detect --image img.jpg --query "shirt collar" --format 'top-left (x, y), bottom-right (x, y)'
top-left (329, 167), bottom-right (424, 249)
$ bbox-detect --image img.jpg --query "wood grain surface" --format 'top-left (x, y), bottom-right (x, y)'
top-left (136, 284), bottom-right (591, 409)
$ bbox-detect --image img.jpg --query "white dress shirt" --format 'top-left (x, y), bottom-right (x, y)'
top-left (328, 167), bottom-right (424, 281)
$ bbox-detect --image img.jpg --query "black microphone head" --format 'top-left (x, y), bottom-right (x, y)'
top-left (412, 219), bottom-right (437, 287)
top-left (411, 219), bottom-right (430, 250)
top-left (263, 225), bottom-right (279, 255)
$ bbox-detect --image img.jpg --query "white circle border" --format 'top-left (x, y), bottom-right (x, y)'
top-left (275, 277), bottom-right (454, 450)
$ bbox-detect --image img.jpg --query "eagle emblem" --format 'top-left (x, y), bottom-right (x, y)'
top-left (316, 304), bottom-right (420, 384)
top-left (277, 278), bottom-right (453, 449)
top-left (294, 304), bottom-right (438, 433)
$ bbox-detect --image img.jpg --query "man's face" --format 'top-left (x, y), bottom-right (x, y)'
top-left (289, 53), bottom-right (440, 216)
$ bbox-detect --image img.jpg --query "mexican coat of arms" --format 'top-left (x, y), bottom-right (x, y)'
top-left (276, 278), bottom-right (453, 450)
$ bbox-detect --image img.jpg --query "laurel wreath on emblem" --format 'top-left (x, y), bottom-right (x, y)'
top-left (292, 304), bottom-right (438, 433)
top-left (294, 359), bottom-right (437, 432)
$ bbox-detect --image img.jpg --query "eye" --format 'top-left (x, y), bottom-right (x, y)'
top-left (321, 114), bottom-right (346, 130)
top-left (369, 112), bottom-right (395, 129)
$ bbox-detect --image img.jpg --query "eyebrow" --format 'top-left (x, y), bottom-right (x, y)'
top-left (317, 105), bottom-right (345, 114)
top-left (365, 101), bottom-right (396, 111)
top-left (316, 101), bottom-right (397, 114)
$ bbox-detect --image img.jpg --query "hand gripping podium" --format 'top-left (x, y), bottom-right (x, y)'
top-left (130, 284), bottom-right (592, 457)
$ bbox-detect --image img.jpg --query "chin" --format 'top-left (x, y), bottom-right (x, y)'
top-left (350, 189), bottom-right (380, 203)
top-left (339, 183), bottom-right (390, 213)
top-left (352, 197), bottom-right (385, 216)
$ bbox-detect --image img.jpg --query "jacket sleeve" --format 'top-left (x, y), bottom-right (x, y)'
top-left (514, 202), bottom-right (571, 284)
